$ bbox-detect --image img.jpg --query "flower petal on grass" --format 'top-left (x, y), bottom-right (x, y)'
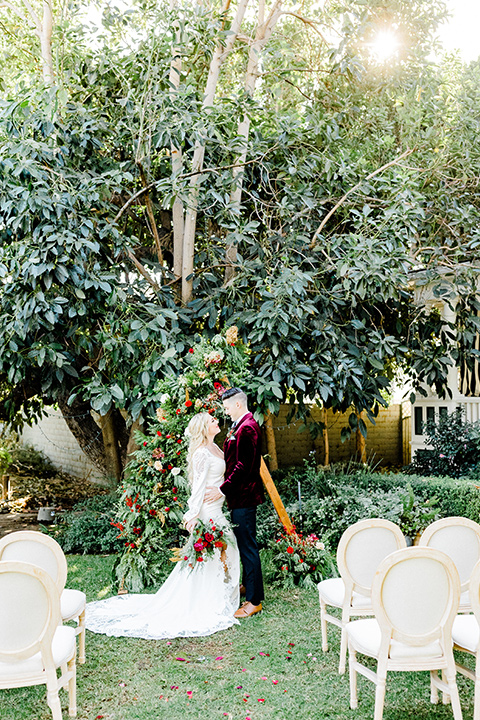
top-left (272, 680), bottom-right (279, 685)
top-left (215, 656), bottom-right (224, 660)
top-left (175, 657), bottom-right (186, 661)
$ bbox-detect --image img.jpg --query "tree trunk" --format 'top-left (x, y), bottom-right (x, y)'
top-left (57, 395), bottom-right (108, 475)
top-left (181, 0), bottom-right (250, 304)
top-left (224, 0), bottom-right (283, 283)
top-left (39, 0), bottom-right (54, 84)
top-left (264, 409), bottom-right (278, 470)
top-left (99, 409), bottom-right (123, 483)
top-left (322, 406), bottom-right (329, 466)
top-left (356, 412), bottom-right (367, 464)
top-left (169, 18), bottom-right (185, 283)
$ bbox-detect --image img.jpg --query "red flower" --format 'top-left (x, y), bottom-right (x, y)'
top-left (125, 497), bottom-right (133, 508)
top-left (168, 464), bottom-right (173, 469)
top-left (204, 532), bottom-right (214, 542)
top-left (175, 409), bottom-right (181, 415)
top-left (197, 557), bottom-right (203, 562)
top-left (213, 382), bottom-right (222, 388)
top-left (177, 438), bottom-right (182, 443)
top-left (149, 509), bottom-right (156, 516)
top-left (177, 451), bottom-right (181, 455)
top-left (214, 541), bottom-right (224, 548)
top-left (157, 431), bottom-right (162, 437)
top-left (172, 486), bottom-right (177, 492)
top-left (188, 348), bottom-right (194, 353)
top-left (165, 507), bottom-right (170, 512)
top-left (143, 441), bottom-right (147, 446)
top-left (286, 547), bottom-right (294, 554)
top-left (185, 400), bottom-right (192, 408)
top-left (173, 496), bottom-right (177, 501)
top-left (184, 555), bottom-right (188, 560)
top-left (166, 434), bottom-right (171, 438)
top-left (130, 543), bottom-right (136, 548)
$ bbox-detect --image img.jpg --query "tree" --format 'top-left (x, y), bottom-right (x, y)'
top-left (1, 0), bottom-right (479, 475)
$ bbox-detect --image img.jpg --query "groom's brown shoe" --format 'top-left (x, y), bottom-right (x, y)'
top-left (234, 601), bottom-right (262, 618)
top-left (239, 584), bottom-right (246, 596)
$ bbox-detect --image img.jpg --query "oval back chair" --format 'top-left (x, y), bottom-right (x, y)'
top-left (0, 531), bottom-right (86, 664)
top-left (0, 560), bottom-right (76, 719)
top-left (347, 547), bottom-right (462, 720)
top-left (318, 518), bottom-right (406, 674)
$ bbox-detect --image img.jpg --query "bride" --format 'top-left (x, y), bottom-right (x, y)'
top-left (85, 412), bottom-right (240, 639)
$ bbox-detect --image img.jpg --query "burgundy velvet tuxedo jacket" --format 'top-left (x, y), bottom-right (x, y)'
top-left (220, 412), bottom-right (264, 510)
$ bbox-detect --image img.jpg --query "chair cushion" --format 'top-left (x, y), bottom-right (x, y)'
top-left (452, 614), bottom-right (480, 653)
top-left (347, 618), bottom-right (443, 660)
top-left (318, 578), bottom-right (371, 609)
top-left (61, 588), bottom-right (86, 621)
top-left (0, 626), bottom-right (75, 678)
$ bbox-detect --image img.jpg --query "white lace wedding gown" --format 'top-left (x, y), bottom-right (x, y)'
top-left (85, 447), bottom-right (240, 639)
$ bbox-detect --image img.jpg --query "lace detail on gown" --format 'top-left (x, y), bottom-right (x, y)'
top-left (85, 448), bottom-right (240, 639)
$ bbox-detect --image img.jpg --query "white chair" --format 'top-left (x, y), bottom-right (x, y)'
top-left (347, 547), bottom-right (462, 720)
top-left (451, 558), bottom-right (480, 720)
top-left (317, 518), bottom-right (406, 674)
top-left (0, 531), bottom-right (86, 664)
top-left (419, 516), bottom-right (480, 612)
top-left (0, 560), bottom-right (76, 719)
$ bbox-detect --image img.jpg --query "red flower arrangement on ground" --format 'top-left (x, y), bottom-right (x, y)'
top-left (267, 526), bottom-right (335, 589)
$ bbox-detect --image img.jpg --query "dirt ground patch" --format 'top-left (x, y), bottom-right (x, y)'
top-left (0, 511), bottom-right (40, 539)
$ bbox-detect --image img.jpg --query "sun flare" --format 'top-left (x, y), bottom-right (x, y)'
top-left (369, 30), bottom-right (400, 62)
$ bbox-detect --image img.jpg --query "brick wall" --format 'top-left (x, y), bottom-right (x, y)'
top-left (19, 407), bottom-right (105, 483)
top-left (20, 403), bottom-right (407, 480)
top-left (270, 404), bottom-right (406, 467)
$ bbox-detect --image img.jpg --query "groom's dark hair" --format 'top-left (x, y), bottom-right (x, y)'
top-left (222, 387), bottom-right (247, 405)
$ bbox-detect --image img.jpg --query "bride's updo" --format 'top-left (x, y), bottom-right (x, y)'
top-left (185, 412), bottom-right (210, 485)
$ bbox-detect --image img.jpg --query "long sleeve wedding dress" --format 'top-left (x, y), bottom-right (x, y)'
top-left (85, 447), bottom-right (240, 639)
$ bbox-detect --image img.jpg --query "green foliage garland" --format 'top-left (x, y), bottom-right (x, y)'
top-left (113, 327), bottom-right (251, 591)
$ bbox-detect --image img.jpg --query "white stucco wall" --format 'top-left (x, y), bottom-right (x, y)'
top-left (19, 407), bottom-right (106, 483)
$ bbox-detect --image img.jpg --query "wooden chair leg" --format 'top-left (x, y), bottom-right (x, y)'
top-left (47, 686), bottom-right (63, 720)
top-left (77, 609), bottom-right (86, 664)
top-left (349, 646), bottom-right (358, 709)
top-left (68, 655), bottom-right (77, 717)
top-left (442, 668), bottom-right (451, 704)
top-left (430, 670), bottom-right (439, 704)
top-left (339, 626), bottom-right (348, 675)
top-left (374, 677), bottom-right (386, 720)
top-left (474, 676), bottom-right (480, 720)
top-left (446, 677), bottom-right (462, 720)
top-left (320, 598), bottom-right (328, 652)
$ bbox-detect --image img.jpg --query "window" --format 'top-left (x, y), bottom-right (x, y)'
top-left (414, 407), bottom-right (423, 435)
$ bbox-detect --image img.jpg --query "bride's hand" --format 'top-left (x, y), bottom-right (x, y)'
top-left (204, 487), bottom-right (223, 503)
top-left (185, 518), bottom-right (197, 533)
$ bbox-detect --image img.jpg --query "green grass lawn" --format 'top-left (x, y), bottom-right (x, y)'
top-left (0, 554), bottom-right (475, 720)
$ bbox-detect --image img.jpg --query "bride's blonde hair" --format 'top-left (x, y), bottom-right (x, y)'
top-left (185, 412), bottom-right (211, 485)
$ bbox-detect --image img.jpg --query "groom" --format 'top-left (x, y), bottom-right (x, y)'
top-left (205, 387), bottom-right (264, 618)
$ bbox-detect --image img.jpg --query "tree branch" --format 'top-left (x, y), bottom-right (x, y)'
top-left (112, 151), bottom-right (278, 225)
top-left (125, 249), bottom-right (162, 293)
top-left (0, 0), bottom-right (27, 21)
top-left (309, 147), bottom-right (415, 249)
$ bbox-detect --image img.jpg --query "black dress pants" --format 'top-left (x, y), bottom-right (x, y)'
top-left (231, 506), bottom-right (264, 606)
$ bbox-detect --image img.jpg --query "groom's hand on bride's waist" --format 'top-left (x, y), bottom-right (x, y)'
top-left (204, 487), bottom-right (224, 503)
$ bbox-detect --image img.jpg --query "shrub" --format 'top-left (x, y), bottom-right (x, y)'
top-left (410, 408), bottom-right (480, 478)
top-left (267, 463), bottom-right (480, 552)
top-left (47, 495), bottom-right (123, 554)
